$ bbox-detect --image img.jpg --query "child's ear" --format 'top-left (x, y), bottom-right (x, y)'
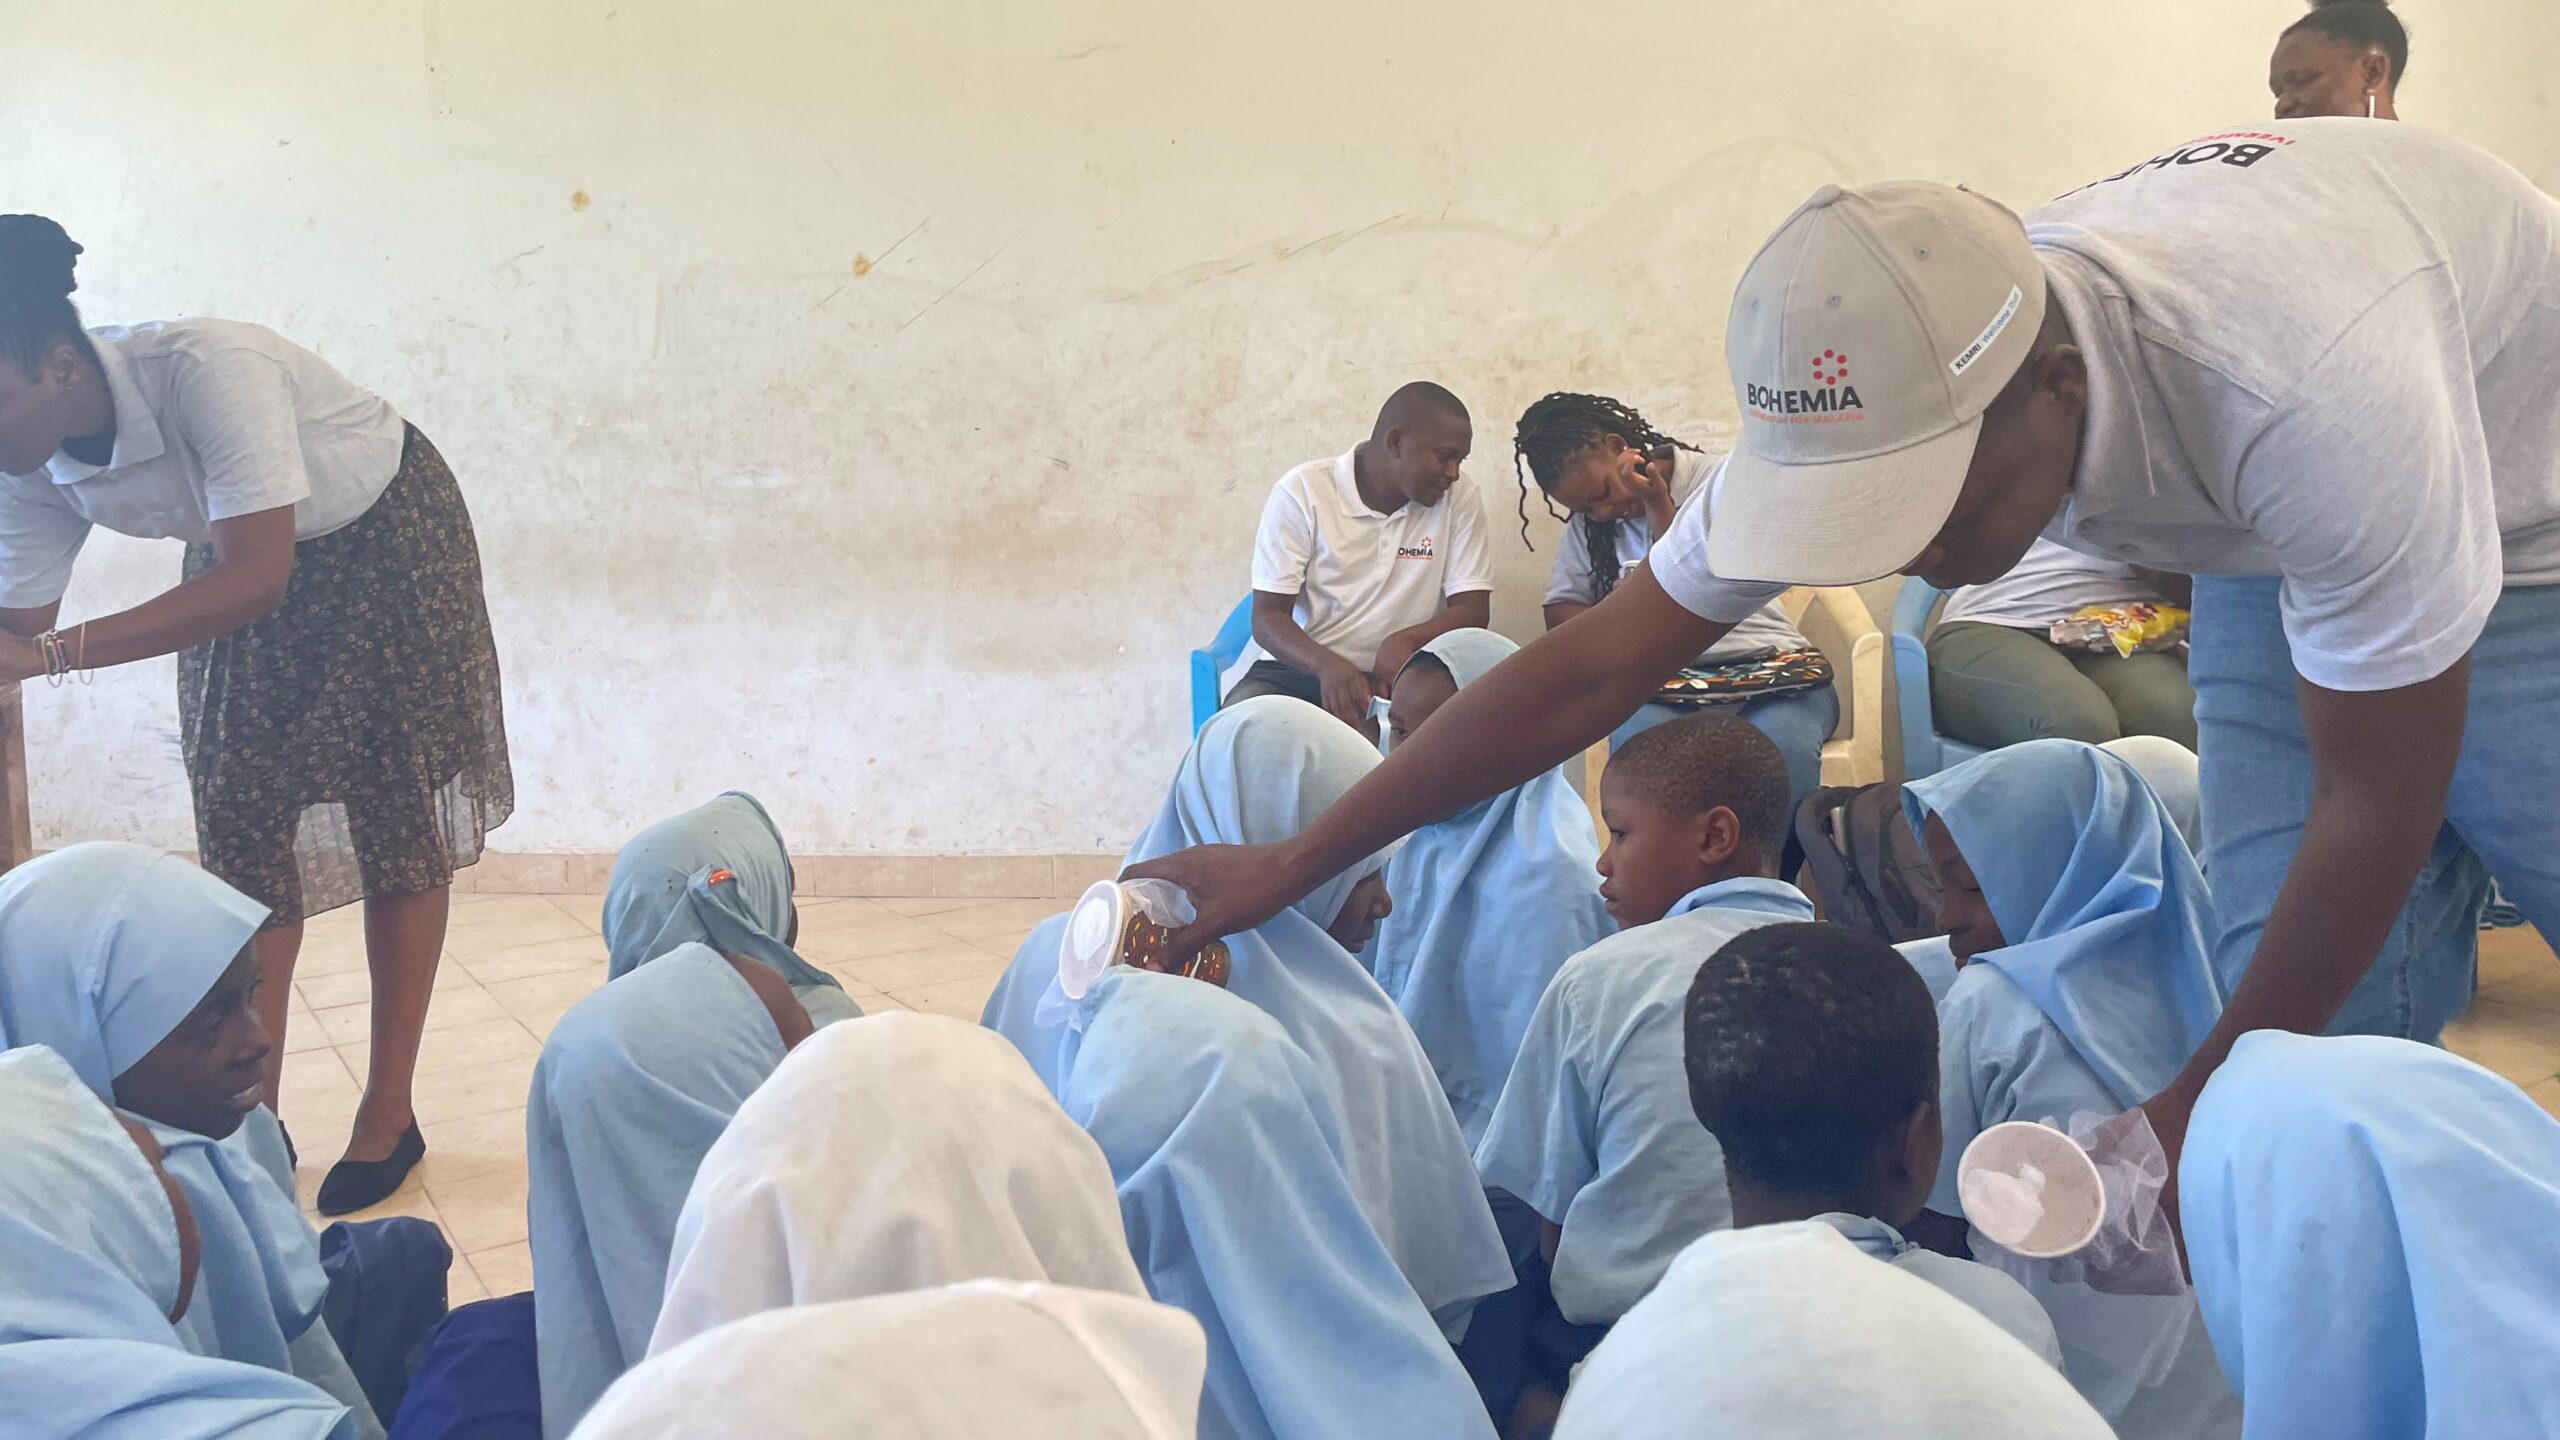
top-left (1695, 806), bottom-right (1743, 868)
top-left (1899, 1100), bottom-right (1944, 1189)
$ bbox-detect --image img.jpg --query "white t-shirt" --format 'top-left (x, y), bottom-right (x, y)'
top-left (1656, 120), bottom-right (2560, 693)
top-left (1232, 449), bottom-right (1493, 682)
top-left (1936, 535), bottom-right (2167, 630)
top-left (1544, 449), bottom-right (1807, 662)
top-left (0, 319), bottom-right (407, 609)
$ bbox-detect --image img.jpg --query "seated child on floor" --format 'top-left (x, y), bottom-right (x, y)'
top-left (987, 696), bottom-right (1513, 1338)
top-left (1904, 739), bottom-right (2238, 1439)
top-left (1469, 713), bottom-right (1811, 1378)
top-left (0, 1043), bottom-right (363, 1438)
top-left (0, 844), bottom-right (384, 1435)
top-left (1055, 968), bottom-right (1498, 1440)
top-left (1368, 627), bottom-right (1613, 1146)
top-left (530, 789), bottom-right (847, 1434)
top-left (1683, 920), bottom-right (2060, 1366)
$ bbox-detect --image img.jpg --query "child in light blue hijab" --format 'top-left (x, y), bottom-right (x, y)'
top-left (1054, 968), bottom-right (1497, 1440)
top-left (599, 791), bottom-right (862, 1025)
top-left (1683, 921), bottom-right (2060, 1367)
top-left (1370, 628), bottom-right (1612, 1146)
top-left (1473, 712), bottom-right (1813, 1330)
top-left (985, 696), bottom-right (1513, 1336)
top-left (1902, 739), bottom-right (2236, 1438)
top-left (526, 945), bottom-right (811, 1436)
top-left (0, 845), bottom-right (379, 1436)
top-left (0, 1043), bottom-right (359, 1440)
top-left (2184, 1031), bottom-right (2560, 1440)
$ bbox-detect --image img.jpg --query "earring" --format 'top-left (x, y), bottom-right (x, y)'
top-left (2366, 90), bottom-right (2377, 119)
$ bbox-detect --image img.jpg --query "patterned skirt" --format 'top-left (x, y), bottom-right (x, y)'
top-left (179, 424), bottom-right (514, 925)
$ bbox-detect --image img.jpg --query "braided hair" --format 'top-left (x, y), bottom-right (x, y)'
top-left (1511, 392), bottom-right (1697, 598)
top-left (2284, 0), bottom-right (2409, 87)
top-left (0, 215), bottom-right (87, 375)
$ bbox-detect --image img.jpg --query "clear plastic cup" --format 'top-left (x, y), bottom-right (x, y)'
top-left (1958, 1119), bottom-right (2106, 1258)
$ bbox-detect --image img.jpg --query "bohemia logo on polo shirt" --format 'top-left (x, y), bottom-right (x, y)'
top-left (1397, 537), bottom-right (1436, 559)
top-left (1746, 350), bottom-right (1865, 425)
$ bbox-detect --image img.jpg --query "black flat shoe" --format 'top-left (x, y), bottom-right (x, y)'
top-left (316, 1122), bottom-right (425, 1216)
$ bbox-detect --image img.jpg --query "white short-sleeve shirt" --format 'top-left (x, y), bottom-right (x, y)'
top-left (1936, 536), bottom-right (2167, 630)
top-left (0, 319), bottom-right (407, 609)
top-left (1232, 450), bottom-right (1493, 680)
top-left (1657, 121), bottom-right (2560, 693)
top-left (1546, 449), bottom-right (1807, 661)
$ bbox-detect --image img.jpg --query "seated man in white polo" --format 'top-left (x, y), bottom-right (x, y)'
top-left (1222, 382), bottom-right (1493, 734)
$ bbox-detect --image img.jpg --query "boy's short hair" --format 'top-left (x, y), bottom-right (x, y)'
top-left (1604, 712), bottom-right (1793, 861)
top-left (1684, 921), bottom-right (1938, 1196)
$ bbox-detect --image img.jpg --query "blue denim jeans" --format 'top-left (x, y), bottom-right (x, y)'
top-left (1610, 684), bottom-right (1842, 817)
top-left (2189, 576), bottom-right (2560, 1042)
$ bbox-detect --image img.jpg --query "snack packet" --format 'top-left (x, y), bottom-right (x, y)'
top-left (2050, 602), bottom-right (2190, 659)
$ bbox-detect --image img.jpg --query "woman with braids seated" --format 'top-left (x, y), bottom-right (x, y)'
top-left (1514, 393), bottom-right (1838, 809)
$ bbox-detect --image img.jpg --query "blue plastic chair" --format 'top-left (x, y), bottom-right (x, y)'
top-left (1189, 595), bottom-right (1257, 734)
top-left (1890, 577), bottom-right (1987, 780)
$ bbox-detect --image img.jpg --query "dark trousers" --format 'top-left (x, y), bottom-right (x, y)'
top-left (1221, 659), bottom-right (1324, 709)
top-left (1455, 1191), bottom-right (1608, 1429)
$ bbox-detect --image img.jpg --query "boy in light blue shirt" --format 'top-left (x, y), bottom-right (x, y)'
top-left (1466, 713), bottom-right (1810, 1421)
top-left (1684, 919), bottom-right (2062, 1368)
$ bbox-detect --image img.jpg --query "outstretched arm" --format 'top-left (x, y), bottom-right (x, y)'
top-left (0, 508), bottom-right (295, 680)
top-left (1130, 564), bottom-right (1726, 951)
top-left (2143, 659), bottom-right (2467, 1158)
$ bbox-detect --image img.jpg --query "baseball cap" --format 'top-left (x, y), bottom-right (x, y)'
top-left (1708, 181), bottom-right (2046, 585)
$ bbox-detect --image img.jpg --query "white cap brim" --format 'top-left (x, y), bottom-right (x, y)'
top-left (1704, 417), bottom-right (1980, 587)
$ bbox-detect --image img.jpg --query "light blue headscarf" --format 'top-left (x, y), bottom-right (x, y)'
top-left (528, 944), bottom-right (790, 1438)
top-left (985, 697), bottom-right (1512, 1333)
top-left (0, 1044), bottom-right (187, 1347)
top-left (1364, 630), bottom-right (1611, 1146)
top-left (1901, 740), bottom-right (2224, 1108)
top-left (2184, 1032), bottom-right (2560, 1440)
top-left (1119, 695), bottom-right (1399, 934)
top-left (0, 1342), bottom-right (355, 1440)
top-left (0, 842), bottom-right (267, 1095)
top-left (601, 792), bottom-right (860, 1025)
top-left (1055, 969), bottom-right (1497, 1440)
top-left (0, 846), bottom-right (361, 1423)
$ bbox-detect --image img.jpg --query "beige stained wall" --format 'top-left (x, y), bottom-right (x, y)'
top-left (6, 0), bottom-right (2553, 859)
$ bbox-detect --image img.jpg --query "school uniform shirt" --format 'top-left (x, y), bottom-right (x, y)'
top-left (1552, 1224), bottom-right (2114, 1440)
top-left (1471, 876), bottom-right (1816, 1325)
top-left (1936, 536), bottom-right (2167, 630)
top-left (0, 319), bottom-right (407, 609)
top-left (1651, 120), bottom-right (2560, 693)
top-left (1810, 1214), bottom-right (2062, 1371)
top-left (1545, 449), bottom-right (1806, 662)
top-left (1229, 450), bottom-right (1493, 686)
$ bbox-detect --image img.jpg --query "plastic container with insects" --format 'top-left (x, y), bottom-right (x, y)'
top-left (1057, 879), bottom-right (1232, 998)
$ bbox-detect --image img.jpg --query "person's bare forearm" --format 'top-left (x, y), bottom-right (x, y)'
top-left (1543, 600), bottom-right (1590, 631)
top-left (1250, 595), bottom-right (1348, 680)
top-left (2156, 661), bottom-right (2468, 1115)
top-left (2166, 788), bottom-right (2441, 1098)
top-left (1375, 591), bottom-right (1493, 681)
top-left (54, 564), bottom-right (288, 670)
top-left (1276, 569), bottom-right (1722, 884)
